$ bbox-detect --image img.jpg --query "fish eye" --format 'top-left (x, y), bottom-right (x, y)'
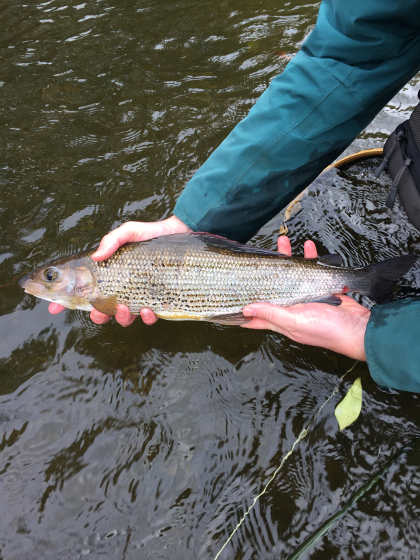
top-left (44, 267), bottom-right (59, 282)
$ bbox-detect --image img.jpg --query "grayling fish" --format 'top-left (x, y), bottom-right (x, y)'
top-left (20, 233), bottom-right (416, 324)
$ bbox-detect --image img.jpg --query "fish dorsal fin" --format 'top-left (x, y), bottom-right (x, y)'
top-left (317, 254), bottom-right (344, 267)
top-left (91, 295), bottom-right (118, 315)
top-left (190, 233), bottom-right (281, 257)
top-left (147, 232), bottom-right (282, 258)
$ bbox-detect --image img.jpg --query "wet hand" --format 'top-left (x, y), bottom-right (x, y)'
top-left (242, 236), bottom-right (370, 361)
top-left (48, 215), bottom-right (191, 326)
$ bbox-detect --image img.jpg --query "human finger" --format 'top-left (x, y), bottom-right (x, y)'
top-left (92, 222), bottom-right (151, 261)
top-left (242, 302), bottom-right (293, 328)
top-left (277, 235), bottom-right (292, 256)
top-left (241, 317), bottom-right (275, 330)
top-left (140, 308), bottom-right (158, 325)
top-left (90, 308), bottom-right (112, 324)
top-left (48, 303), bottom-right (66, 314)
top-left (303, 240), bottom-right (318, 259)
top-left (114, 304), bottom-right (137, 327)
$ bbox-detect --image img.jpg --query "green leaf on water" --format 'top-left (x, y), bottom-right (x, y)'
top-left (335, 377), bottom-right (363, 431)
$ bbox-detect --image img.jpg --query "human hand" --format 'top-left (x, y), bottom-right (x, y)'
top-left (48, 215), bottom-right (191, 326)
top-left (242, 236), bottom-right (370, 361)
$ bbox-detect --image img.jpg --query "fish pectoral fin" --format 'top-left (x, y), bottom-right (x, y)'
top-left (207, 312), bottom-right (248, 325)
top-left (308, 295), bottom-right (342, 306)
top-left (91, 295), bottom-right (119, 315)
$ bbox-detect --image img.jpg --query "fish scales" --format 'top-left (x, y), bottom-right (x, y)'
top-left (20, 233), bottom-right (416, 323)
top-left (90, 237), bottom-right (353, 317)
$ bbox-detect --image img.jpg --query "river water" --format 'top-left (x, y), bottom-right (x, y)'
top-left (1, 1), bottom-right (420, 558)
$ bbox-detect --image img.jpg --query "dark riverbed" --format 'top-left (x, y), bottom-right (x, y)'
top-left (1, 1), bottom-right (420, 558)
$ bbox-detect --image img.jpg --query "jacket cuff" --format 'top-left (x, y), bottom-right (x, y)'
top-left (365, 298), bottom-right (420, 393)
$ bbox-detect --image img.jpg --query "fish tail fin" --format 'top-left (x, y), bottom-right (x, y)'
top-left (364, 255), bottom-right (417, 303)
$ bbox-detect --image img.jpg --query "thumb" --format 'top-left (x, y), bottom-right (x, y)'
top-left (243, 302), bottom-right (291, 323)
top-left (92, 223), bottom-right (142, 261)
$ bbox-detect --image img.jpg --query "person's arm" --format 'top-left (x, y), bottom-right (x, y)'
top-left (365, 299), bottom-right (420, 392)
top-left (245, 291), bottom-right (420, 393)
top-left (48, 1), bottom-right (420, 393)
top-left (244, 292), bottom-right (420, 393)
top-left (173, 1), bottom-right (420, 391)
top-left (174, 0), bottom-right (420, 242)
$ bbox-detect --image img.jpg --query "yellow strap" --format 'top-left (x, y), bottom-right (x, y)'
top-left (324, 148), bottom-right (383, 170)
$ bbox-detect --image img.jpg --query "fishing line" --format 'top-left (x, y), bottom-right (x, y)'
top-left (287, 443), bottom-right (413, 559)
top-left (213, 361), bottom-right (360, 560)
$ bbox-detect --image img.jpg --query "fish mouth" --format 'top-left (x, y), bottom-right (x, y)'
top-left (18, 274), bottom-right (30, 291)
top-left (18, 276), bottom-right (46, 299)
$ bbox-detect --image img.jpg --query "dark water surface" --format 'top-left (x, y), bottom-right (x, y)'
top-left (1, 1), bottom-right (420, 558)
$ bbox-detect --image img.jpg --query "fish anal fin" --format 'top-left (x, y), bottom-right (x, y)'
top-left (208, 312), bottom-right (247, 325)
top-left (91, 295), bottom-right (118, 315)
top-left (308, 295), bottom-right (342, 306)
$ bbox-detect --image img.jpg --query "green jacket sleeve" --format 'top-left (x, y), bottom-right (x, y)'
top-left (174, 0), bottom-right (420, 243)
top-left (365, 299), bottom-right (420, 392)
top-left (173, 0), bottom-right (420, 392)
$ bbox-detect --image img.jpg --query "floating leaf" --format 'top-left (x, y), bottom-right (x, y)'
top-left (335, 377), bottom-right (363, 431)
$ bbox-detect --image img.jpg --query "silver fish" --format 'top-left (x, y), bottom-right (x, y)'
top-left (20, 233), bottom-right (416, 324)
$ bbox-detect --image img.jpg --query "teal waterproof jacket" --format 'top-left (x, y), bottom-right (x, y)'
top-left (174, 0), bottom-right (420, 392)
